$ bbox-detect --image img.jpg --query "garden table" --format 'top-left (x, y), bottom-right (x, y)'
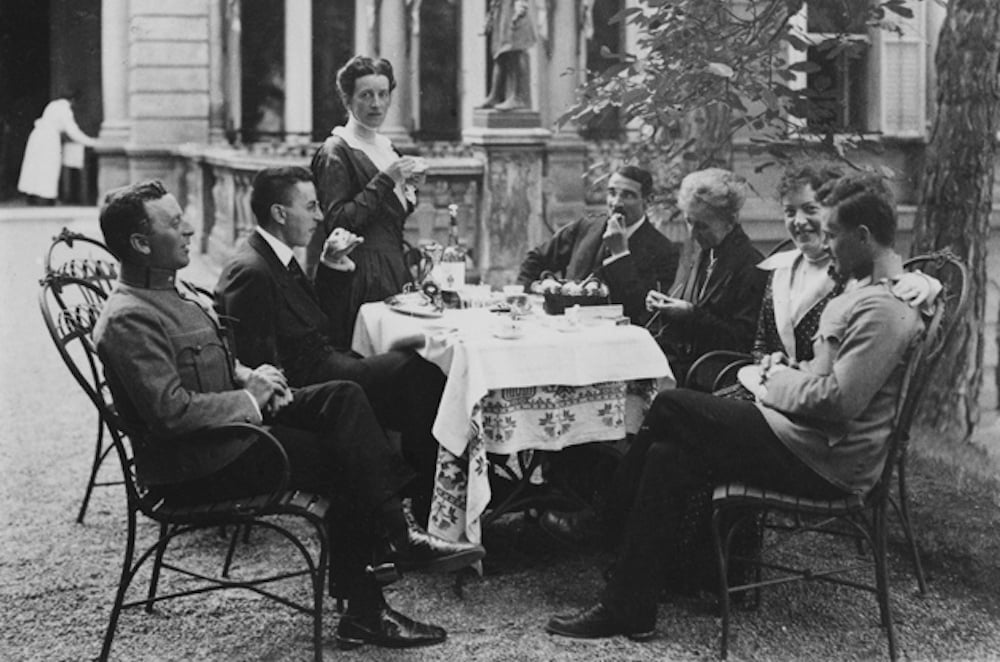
top-left (352, 301), bottom-right (674, 546)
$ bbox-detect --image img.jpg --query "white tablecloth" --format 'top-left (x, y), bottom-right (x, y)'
top-left (352, 302), bottom-right (674, 543)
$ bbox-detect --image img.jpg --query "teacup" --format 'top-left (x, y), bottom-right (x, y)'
top-left (506, 293), bottom-right (532, 318)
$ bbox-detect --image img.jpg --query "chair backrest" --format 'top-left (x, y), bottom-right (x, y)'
top-left (39, 274), bottom-right (143, 507)
top-left (767, 237), bottom-right (795, 257)
top-left (874, 250), bottom-right (969, 494)
top-left (44, 227), bottom-right (120, 295)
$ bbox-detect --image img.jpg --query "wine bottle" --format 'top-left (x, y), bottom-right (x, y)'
top-left (439, 204), bottom-right (466, 291)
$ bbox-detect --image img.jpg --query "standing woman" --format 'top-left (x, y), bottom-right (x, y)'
top-left (309, 55), bottom-right (424, 347)
top-left (18, 91), bottom-right (97, 205)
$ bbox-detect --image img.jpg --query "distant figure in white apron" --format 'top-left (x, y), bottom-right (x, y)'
top-left (17, 92), bottom-right (97, 205)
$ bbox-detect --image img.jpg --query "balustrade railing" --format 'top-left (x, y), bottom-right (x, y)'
top-left (177, 144), bottom-right (484, 267)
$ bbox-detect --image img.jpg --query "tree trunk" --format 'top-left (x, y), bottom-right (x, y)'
top-left (911, 0), bottom-right (1000, 441)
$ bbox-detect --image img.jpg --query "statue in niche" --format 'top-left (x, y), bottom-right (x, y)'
top-left (479, 0), bottom-right (538, 111)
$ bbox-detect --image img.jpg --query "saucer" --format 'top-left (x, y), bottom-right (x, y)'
top-left (492, 327), bottom-right (524, 340)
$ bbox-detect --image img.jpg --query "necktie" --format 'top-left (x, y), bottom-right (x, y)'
top-left (288, 258), bottom-right (315, 297)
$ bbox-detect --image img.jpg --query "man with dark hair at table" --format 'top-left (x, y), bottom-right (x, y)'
top-left (214, 166), bottom-right (446, 520)
top-left (542, 172), bottom-right (922, 640)
top-left (517, 165), bottom-right (680, 326)
top-left (93, 180), bottom-right (484, 649)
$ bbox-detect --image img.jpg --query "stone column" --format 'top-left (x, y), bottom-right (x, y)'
top-left (96, 0), bottom-right (132, 194)
top-left (284, 0), bottom-right (312, 143)
top-left (378, 0), bottom-right (413, 148)
top-left (543, 0), bottom-right (587, 229)
top-left (459, 0), bottom-right (488, 133)
top-left (464, 127), bottom-right (551, 287)
top-left (207, 0), bottom-right (226, 143)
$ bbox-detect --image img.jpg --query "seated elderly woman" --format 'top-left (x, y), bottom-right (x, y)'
top-left (645, 168), bottom-right (767, 384)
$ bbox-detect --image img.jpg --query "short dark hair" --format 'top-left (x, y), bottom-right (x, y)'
top-left (336, 55), bottom-right (396, 103)
top-left (777, 161), bottom-right (844, 200)
top-left (615, 165), bottom-right (654, 199)
top-left (250, 166), bottom-right (314, 227)
top-left (99, 180), bottom-right (169, 261)
top-left (816, 173), bottom-right (897, 246)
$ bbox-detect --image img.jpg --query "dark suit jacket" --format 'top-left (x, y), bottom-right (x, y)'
top-left (517, 214), bottom-right (680, 325)
top-left (656, 225), bottom-right (767, 381)
top-left (214, 232), bottom-right (341, 384)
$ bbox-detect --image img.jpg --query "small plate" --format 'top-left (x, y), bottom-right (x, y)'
top-left (388, 302), bottom-right (444, 318)
top-left (492, 327), bottom-right (524, 340)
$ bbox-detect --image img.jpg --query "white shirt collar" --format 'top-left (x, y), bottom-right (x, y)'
top-left (255, 226), bottom-right (296, 267)
top-left (624, 215), bottom-right (647, 240)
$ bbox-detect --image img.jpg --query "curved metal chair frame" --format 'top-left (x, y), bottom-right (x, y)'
top-left (43, 229), bottom-right (122, 521)
top-left (685, 238), bottom-right (795, 392)
top-left (710, 250), bottom-right (968, 661)
top-left (44, 227), bottom-right (120, 294)
top-left (39, 275), bottom-right (331, 662)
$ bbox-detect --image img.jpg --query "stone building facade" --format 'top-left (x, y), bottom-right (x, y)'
top-left (22, 0), bottom-right (969, 283)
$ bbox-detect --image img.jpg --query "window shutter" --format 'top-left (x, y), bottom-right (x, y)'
top-left (872, 0), bottom-right (926, 138)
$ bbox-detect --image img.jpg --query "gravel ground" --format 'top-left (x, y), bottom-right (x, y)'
top-left (4, 211), bottom-right (1000, 661)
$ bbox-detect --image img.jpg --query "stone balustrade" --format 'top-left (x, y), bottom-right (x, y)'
top-left (176, 143), bottom-right (485, 269)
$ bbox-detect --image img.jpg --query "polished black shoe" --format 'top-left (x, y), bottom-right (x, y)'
top-left (336, 606), bottom-right (447, 649)
top-left (545, 602), bottom-right (655, 641)
top-left (538, 508), bottom-right (603, 548)
top-left (388, 523), bottom-right (486, 574)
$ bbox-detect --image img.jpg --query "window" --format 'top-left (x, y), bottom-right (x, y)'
top-left (416, 0), bottom-right (460, 141)
top-left (312, 1), bottom-right (355, 141)
top-left (787, 0), bottom-right (926, 137)
top-left (580, 0), bottom-right (625, 140)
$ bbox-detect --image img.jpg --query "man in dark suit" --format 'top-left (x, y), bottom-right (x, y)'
top-left (517, 165), bottom-right (680, 326)
top-left (93, 180), bottom-right (484, 649)
top-left (645, 167), bottom-right (767, 384)
top-left (214, 166), bottom-right (445, 519)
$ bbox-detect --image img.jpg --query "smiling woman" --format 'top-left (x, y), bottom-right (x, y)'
top-left (308, 55), bottom-right (424, 347)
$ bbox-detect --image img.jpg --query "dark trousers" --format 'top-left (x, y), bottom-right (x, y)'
top-left (292, 347), bottom-right (445, 512)
top-left (600, 389), bottom-right (848, 624)
top-left (151, 380), bottom-right (414, 601)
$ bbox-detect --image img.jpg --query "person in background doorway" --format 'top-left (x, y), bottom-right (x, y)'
top-left (17, 91), bottom-right (97, 205)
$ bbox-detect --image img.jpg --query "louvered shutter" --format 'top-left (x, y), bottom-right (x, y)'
top-left (872, 0), bottom-right (927, 137)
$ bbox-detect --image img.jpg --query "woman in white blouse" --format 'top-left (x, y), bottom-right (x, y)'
top-left (754, 163), bottom-right (936, 365)
top-left (17, 93), bottom-right (97, 204)
top-left (308, 55), bottom-right (425, 347)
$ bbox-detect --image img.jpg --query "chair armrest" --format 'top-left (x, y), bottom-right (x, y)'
top-left (176, 423), bottom-right (291, 508)
top-left (686, 350), bottom-right (754, 392)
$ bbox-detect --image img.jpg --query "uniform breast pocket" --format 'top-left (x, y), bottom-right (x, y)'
top-left (172, 327), bottom-right (232, 392)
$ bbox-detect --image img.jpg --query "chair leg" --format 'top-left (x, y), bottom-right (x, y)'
top-left (222, 524), bottom-right (243, 578)
top-left (313, 530), bottom-right (329, 662)
top-left (77, 418), bottom-right (106, 523)
top-left (711, 507), bottom-right (732, 660)
top-left (896, 460), bottom-right (928, 594)
top-left (872, 507), bottom-right (898, 662)
top-left (99, 508), bottom-right (138, 662)
top-left (145, 522), bottom-right (170, 612)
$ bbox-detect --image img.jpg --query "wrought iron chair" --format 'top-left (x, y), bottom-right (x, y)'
top-left (39, 274), bottom-right (333, 662)
top-left (44, 227), bottom-right (120, 294)
top-left (709, 250), bottom-right (968, 661)
top-left (40, 235), bottom-right (121, 523)
top-left (685, 238), bottom-right (795, 392)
